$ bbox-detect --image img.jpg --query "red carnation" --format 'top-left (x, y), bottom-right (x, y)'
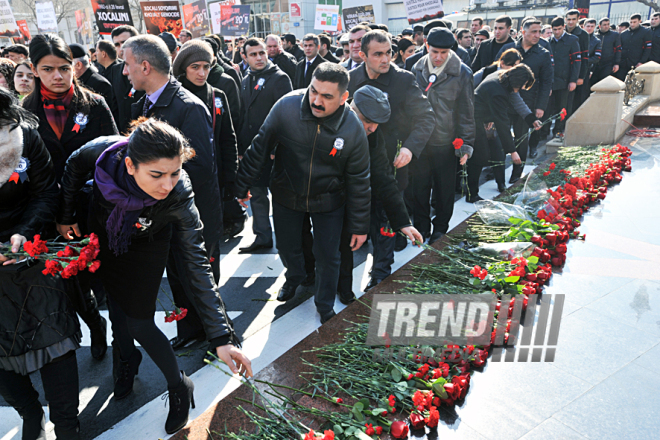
top-left (452, 138), bottom-right (463, 150)
top-left (410, 412), bottom-right (426, 429)
top-left (391, 421), bottom-right (409, 438)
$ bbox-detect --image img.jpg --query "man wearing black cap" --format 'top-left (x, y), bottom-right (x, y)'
top-left (405, 20), bottom-right (470, 71)
top-left (159, 32), bottom-right (180, 62)
top-left (69, 43), bottom-right (118, 123)
top-left (235, 63), bottom-right (371, 324)
top-left (411, 28), bottom-right (475, 239)
top-left (283, 34), bottom-right (305, 61)
top-left (347, 30), bottom-right (434, 288)
top-left (471, 15), bottom-right (514, 72)
top-left (402, 28), bottom-right (414, 38)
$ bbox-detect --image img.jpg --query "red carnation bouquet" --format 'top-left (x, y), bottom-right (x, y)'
top-left (0, 234), bottom-right (101, 278)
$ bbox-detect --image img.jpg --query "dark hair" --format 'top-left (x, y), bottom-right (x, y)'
top-left (126, 118), bottom-right (195, 167)
top-left (179, 29), bottom-right (192, 38)
top-left (585, 19), bottom-right (597, 26)
top-left (283, 34), bottom-right (296, 45)
top-left (654, 12), bottom-right (660, 19)
top-left (498, 48), bottom-right (522, 67)
top-left (97, 40), bottom-right (117, 60)
top-left (0, 86), bottom-right (37, 129)
top-left (207, 34), bottom-right (225, 53)
top-left (499, 63), bottom-right (535, 92)
top-left (631, 13), bottom-right (642, 21)
top-left (0, 58), bottom-right (15, 91)
top-left (565, 9), bottom-right (580, 18)
top-left (380, 24), bottom-right (389, 32)
top-left (620, 21), bottom-right (630, 28)
top-left (495, 15), bottom-right (512, 28)
top-left (13, 59), bottom-right (32, 94)
top-left (349, 24), bottom-right (370, 35)
top-left (6, 44), bottom-right (28, 57)
top-left (578, 18), bottom-right (586, 25)
top-left (396, 37), bottom-right (414, 57)
top-left (523, 20), bottom-right (542, 30)
top-left (303, 33), bottom-right (320, 46)
top-left (457, 28), bottom-right (471, 40)
top-left (552, 17), bottom-right (565, 28)
top-left (111, 25), bottom-right (138, 39)
top-left (361, 30), bottom-right (391, 55)
top-left (23, 34), bottom-right (94, 113)
top-left (312, 62), bottom-right (349, 93)
top-left (319, 34), bottom-right (332, 49)
top-left (243, 38), bottom-right (265, 55)
top-left (472, 17), bottom-right (484, 26)
top-left (599, 17), bottom-right (610, 24)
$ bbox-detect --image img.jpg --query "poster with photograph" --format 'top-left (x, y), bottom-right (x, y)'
top-left (16, 20), bottom-right (31, 41)
top-left (219, 4), bottom-right (249, 37)
top-left (0, 0), bottom-right (19, 38)
top-left (91, 0), bottom-right (134, 35)
top-left (140, 0), bottom-right (183, 37)
top-left (208, 0), bottom-right (240, 34)
top-left (182, 0), bottom-right (209, 38)
top-left (75, 8), bottom-right (95, 46)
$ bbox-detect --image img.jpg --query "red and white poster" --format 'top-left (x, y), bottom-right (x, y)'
top-left (140, 0), bottom-right (183, 37)
top-left (208, 0), bottom-right (239, 35)
top-left (182, 0), bottom-right (209, 38)
top-left (16, 20), bottom-right (31, 41)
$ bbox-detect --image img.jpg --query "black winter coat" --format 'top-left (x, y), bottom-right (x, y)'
top-left (80, 67), bottom-right (118, 123)
top-left (568, 25), bottom-right (590, 80)
top-left (23, 87), bottom-right (119, 182)
top-left (294, 56), bottom-right (328, 90)
top-left (650, 25), bottom-right (660, 63)
top-left (238, 62), bottom-right (292, 187)
top-left (0, 125), bottom-right (59, 242)
top-left (286, 45), bottom-right (305, 62)
top-left (235, 89), bottom-right (371, 235)
top-left (207, 62), bottom-right (241, 129)
top-left (58, 136), bottom-right (238, 346)
top-left (271, 51), bottom-right (297, 82)
top-left (104, 60), bottom-right (145, 133)
top-left (497, 41), bottom-right (554, 111)
top-left (474, 74), bottom-right (517, 154)
top-left (412, 53), bottom-right (475, 149)
top-left (131, 79), bottom-right (223, 244)
top-left (588, 33), bottom-right (603, 70)
top-left (347, 63), bottom-right (435, 160)
top-left (595, 29), bottom-right (622, 65)
top-left (471, 36), bottom-right (515, 72)
top-left (0, 124), bottom-right (77, 359)
top-left (620, 25), bottom-right (652, 70)
top-left (550, 32), bottom-right (582, 90)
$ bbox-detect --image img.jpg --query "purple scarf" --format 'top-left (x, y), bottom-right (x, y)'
top-left (95, 140), bottom-right (158, 255)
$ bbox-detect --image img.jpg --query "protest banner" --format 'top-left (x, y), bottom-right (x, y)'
top-left (402, 0), bottom-right (444, 24)
top-left (182, 0), bottom-right (209, 38)
top-left (91, 0), bottom-right (134, 35)
top-left (36, 0), bottom-right (58, 33)
top-left (314, 4), bottom-right (339, 32)
top-left (219, 4), bottom-right (249, 37)
top-left (207, 0), bottom-right (239, 34)
top-left (75, 8), bottom-right (95, 45)
top-left (342, 5), bottom-right (375, 30)
top-left (140, 0), bottom-right (183, 37)
top-left (0, 0), bottom-right (19, 38)
top-left (16, 20), bottom-right (31, 41)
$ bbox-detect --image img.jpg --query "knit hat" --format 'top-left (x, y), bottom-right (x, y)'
top-left (172, 40), bottom-right (214, 77)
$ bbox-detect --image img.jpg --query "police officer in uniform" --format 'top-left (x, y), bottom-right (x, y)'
top-left (649, 12), bottom-right (660, 63)
top-left (617, 13), bottom-right (652, 81)
top-left (594, 17), bottom-right (622, 84)
top-left (550, 17), bottom-right (581, 137)
top-left (566, 9), bottom-right (590, 112)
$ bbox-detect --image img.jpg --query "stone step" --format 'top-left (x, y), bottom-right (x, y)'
top-left (633, 101), bottom-right (660, 126)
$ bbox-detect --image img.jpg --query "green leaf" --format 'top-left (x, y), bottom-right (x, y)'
top-left (472, 278), bottom-right (481, 286)
top-left (333, 425), bottom-right (344, 435)
top-left (372, 408), bottom-right (387, 416)
top-left (509, 217), bottom-right (524, 225)
top-left (391, 368), bottom-right (402, 382)
top-left (353, 402), bottom-right (364, 412)
top-left (527, 255), bottom-right (539, 264)
top-left (359, 398), bottom-right (370, 408)
top-left (345, 426), bottom-right (356, 436)
top-left (431, 378), bottom-right (448, 399)
top-left (352, 407), bottom-right (364, 422)
top-left (504, 276), bottom-right (520, 283)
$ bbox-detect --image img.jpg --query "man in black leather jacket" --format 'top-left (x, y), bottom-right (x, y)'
top-left (235, 63), bottom-right (371, 324)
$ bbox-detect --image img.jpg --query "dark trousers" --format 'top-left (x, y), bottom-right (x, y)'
top-left (302, 215), bottom-right (316, 276)
top-left (369, 199), bottom-right (396, 280)
top-left (337, 214), bottom-right (353, 295)
top-left (171, 238), bottom-right (220, 340)
top-left (412, 145), bottom-right (457, 236)
top-left (510, 114), bottom-right (529, 180)
top-left (550, 88), bottom-right (573, 135)
top-left (592, 62), bottom-right (613, 86)
top-left (483, 126), bottom-right (505, 187)
top-left (572, 81), bottom-right (587, 113)
top-left (272, 201), bottom-right (344, 316)
top-left (250, 186), bottom-right (273, 244)
top-left (0, 351), bottom-right (80, 440)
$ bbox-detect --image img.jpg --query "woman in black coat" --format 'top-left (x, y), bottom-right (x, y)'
top-left (56, 119), bottom-right (252, 435)
top-left (22, 34), bottom-right (119, 360)
top-left (0, 88), bottom-right (81, 440)
top-left (472, 64), bottom-right (534, 200)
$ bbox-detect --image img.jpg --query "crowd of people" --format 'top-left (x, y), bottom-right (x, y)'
top-left (0, 8), bottom-right (657, 439)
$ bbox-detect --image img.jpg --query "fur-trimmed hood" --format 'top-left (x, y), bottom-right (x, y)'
top-left (0, 125), bottom-right (23, 188)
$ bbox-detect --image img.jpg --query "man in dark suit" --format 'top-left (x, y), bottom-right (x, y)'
top-left (341, 25), bottom-right (370, 70)
top-left (471, 15), bottom-right (514, 72)
top-left (69, 43), bottom-right (118, 122)
top-left (266, 34), bottom-right (297, 82)
top-left (319, 34), bottom-right (340, 63)
top-left (294, 34), bottom-right (328, 89)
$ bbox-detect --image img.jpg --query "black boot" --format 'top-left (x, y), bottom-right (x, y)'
top-left (114, 349), bottom-right (142, 400)
top-left (79, 307), bottom-right (107, 360)
top-left (164, 372), bottom-right (195, 434)
top-left (40, 352), bottom-right (80, 440)
top-left (21, 401), bottom-right (47, 440)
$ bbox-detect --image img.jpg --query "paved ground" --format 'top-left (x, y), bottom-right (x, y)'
top-left (0, 142), bottom-right (550, 440)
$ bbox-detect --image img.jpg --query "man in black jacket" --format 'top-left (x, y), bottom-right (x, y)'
top-left (123, 34), bottom-right (223, 348)
top-left (650, 12), bottom-right (660, 63)
top-left (266, 34), bottom-right (297, 82)
top-left (105, 25), bottom-right (145, 133)
top-left (348, 30), bottom-right (435, 288)
top-left (283, 34), bottom-right (305, 61)
top-left (294, 34), bottom-right (328, 89)
top-left (584, 18), bottom-right (603, 95)
top-left (96, 40), bottom-right (118, 77)
top-left (594, 18), bottom-right (622, 84)
top-left (550, 17), bottom-right (581, 137)
top-left (471, 15), bottom-right (514, 72)
top-left (319, 34), bottom-right (340, 63)
top-left (498, 19), bottom-right (553, 176)
top-left (235, 63), bottom-right (371, 324)
top-left (405, 20), bottom-right (471, 71)
top-left (237, 38), bottom-right (293, 253)
top-left (69, 43), bottom-right (118, 124)
top-left (617, 13), bottom-right (652, 81)
top-left (566, 9), bottom-right (591, 111)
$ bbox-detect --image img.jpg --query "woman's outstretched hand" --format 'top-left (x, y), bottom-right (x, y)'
top-left (0, 234), bottom-right (26, 265)
top-left (215, 344), bottom-right (253, 378)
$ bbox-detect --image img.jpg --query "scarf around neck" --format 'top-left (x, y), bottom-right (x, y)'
top-left (41, 82), bottom-right (74, 140)
top-left (95, 140), bottom-right (158, 255)
top-left (181, 76), bottom-right (213, 113)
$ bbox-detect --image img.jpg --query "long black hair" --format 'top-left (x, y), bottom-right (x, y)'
top-left (125, 117), bottom-right (195, 168)
top-left (22, 34), bottom-right (95, 115)
top-left (499, 63), bottom-right (535, 92)
top-left (0, 86), bottom-right (38, 130)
